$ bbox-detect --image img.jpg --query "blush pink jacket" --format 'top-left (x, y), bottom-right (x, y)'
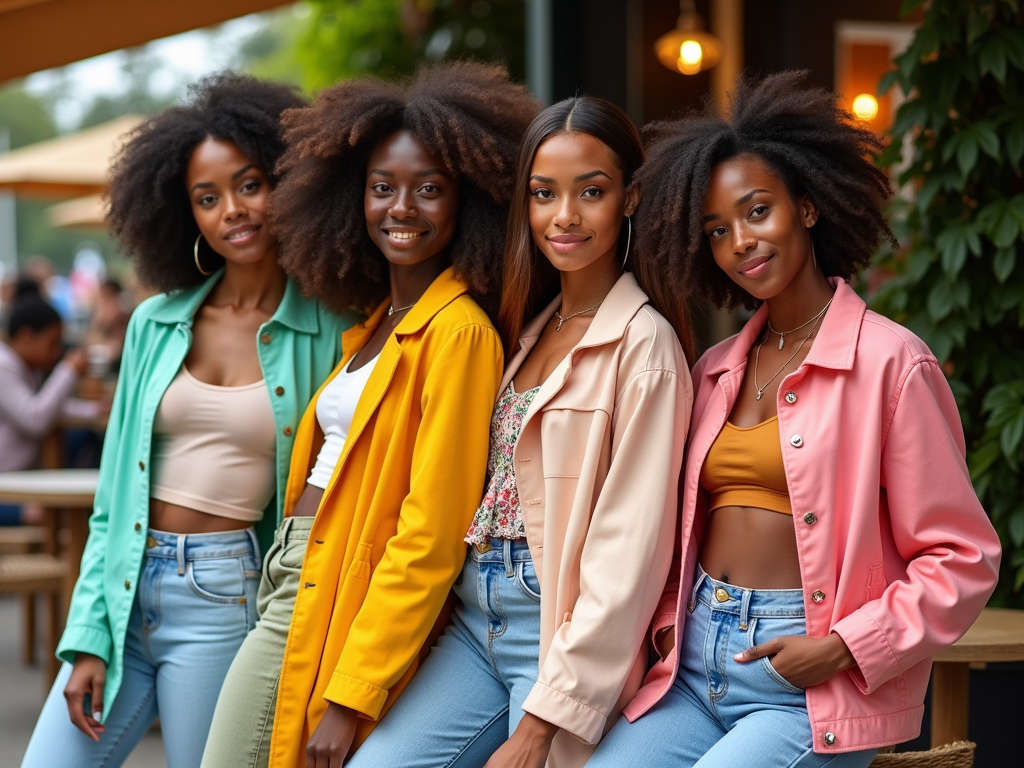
top-left (623, 279), bottom-right (1001, 754)
top-left (509, 273), bottom-right (692, 768)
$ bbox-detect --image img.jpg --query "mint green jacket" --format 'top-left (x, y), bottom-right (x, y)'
top-left (56, 273), bottom-right (357, 718)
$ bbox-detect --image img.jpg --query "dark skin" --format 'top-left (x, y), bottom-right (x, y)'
top-left (64, 137), bottom-right (288, 741)
top-left (484, 132), bottom-right (639, 768)
top-left (659, 153), bottom-right (854, 689)
top-left (300, 129), bottom-right (460, 768)
top-left (8, 323), bottom-right (86, 376)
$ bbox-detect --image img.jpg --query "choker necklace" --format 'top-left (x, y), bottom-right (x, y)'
top-left (388, 302), bottom-right (415, 317)
top-left (752, 304), bottom-right (829, 401)
top-left (554, 303), bottom-right (602, 332)
top-left (766, 296), bottom-right (834, 350)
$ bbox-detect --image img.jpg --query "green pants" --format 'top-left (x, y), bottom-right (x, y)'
top-left (200, 516), bottom-right (312, 768)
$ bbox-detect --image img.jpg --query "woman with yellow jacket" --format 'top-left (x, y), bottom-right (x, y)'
top-left (203, 62), bottom-right (538, 768)
top-left (346, 97), bottom-right (694, 768)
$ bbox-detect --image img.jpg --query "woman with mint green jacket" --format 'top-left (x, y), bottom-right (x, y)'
top-left (20, 74), bottom-right (356, 768)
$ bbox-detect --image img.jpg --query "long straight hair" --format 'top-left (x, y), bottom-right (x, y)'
top-left (498, 96), bottom-right (695, 362)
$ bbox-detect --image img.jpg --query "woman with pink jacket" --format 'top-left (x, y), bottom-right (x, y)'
top-left (346, 96), bottom-right (693, 768)
top-left (587, 72), bottom-right (1001, 768)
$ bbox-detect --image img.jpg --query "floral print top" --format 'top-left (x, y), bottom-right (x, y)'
top-left (465, 382), bottom-right (540, 545)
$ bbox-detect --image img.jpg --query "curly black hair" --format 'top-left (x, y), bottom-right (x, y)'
top-left (270, 60), bottom-right (539, 318)
top-left (636, 70), bottom-right (897, 310)
top-left (106, 72), bottom-right (305, 292)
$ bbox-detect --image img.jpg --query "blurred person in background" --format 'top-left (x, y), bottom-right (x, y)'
top-left (0, 293), bottom-right (98, 524)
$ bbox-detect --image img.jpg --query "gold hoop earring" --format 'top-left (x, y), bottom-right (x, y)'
top-left (194, 234), bottom-right (212, 276)
top-left (622, 216), bottom-right (632, 269)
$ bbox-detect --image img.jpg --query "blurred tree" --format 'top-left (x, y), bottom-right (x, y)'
top-left (280, 0), bottom-right (525, 91)
top-left (0, 83), bottom-right (58, 149)
top-left (78, 48), bottom-right (177, 129)
top-left (872, 0), bottom-right (1024, 605)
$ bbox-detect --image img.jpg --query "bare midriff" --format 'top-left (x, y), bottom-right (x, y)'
top-left (148, 499), bottom-right (255, 533)
top-left (699, 505), bottom-right (803, 589)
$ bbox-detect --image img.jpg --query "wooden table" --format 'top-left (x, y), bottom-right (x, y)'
top-left (0, 469), bottom-right (98, 603)
top-left (931, 607), bottom-right (1024, 747)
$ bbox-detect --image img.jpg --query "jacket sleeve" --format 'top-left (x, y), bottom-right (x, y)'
top-left (0, 358), bottom-right (79, 439)
top-left (649, 353), bottom-right (706, 650)
top-left (56, 313), bottom-right (141, 666)
top-left (324, 322), bottom-right (503, 718)
top-left (832, 358), bottom-right (1001, 694)
top-left (522, 365), bottom-right (691, 745)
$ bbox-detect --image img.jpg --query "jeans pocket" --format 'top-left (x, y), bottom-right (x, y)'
top-left (747, 616), bottom-right (805, 694)
top-left (515, 561), bottom-right (541, 602)
top-left (187, 557), bottom-right (252, 604)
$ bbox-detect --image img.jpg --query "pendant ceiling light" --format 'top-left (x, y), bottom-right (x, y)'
top-left (655, 0), bottom-right (723, 75)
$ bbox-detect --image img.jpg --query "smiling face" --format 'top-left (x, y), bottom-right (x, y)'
top-left (528, 132), bottom-right (637, 275)
top-left (701, 153), bottom-right (819, 302)
top-left (364, 130), bottom-right (461, 268)
top-left (185, 138), bottom-right (276, 267)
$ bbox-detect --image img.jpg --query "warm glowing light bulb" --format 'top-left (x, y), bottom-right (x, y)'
top-left (852, 93), bottom-right (879, 122)
top-left (677, 40), bottom-right (703, 74)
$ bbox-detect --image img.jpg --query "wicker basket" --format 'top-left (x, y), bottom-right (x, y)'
top-left (869, 741), bottom-right (975, 768)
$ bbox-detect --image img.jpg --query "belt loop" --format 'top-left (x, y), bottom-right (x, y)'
top-left (503, 539), bottom-right (514, 576)
top-left (281, 516), bottom-right (293, 542)
top-left (176, 534), bottom-right (186, 576)
top-left (739, 588), bottom-right (752, 630)
top-left (688, 569), bottom-right (706, 612)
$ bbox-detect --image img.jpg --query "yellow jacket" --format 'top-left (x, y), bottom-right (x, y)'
top-left (269, 269), bottom-right (503, 768)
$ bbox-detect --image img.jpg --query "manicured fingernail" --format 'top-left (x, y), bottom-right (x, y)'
top-left (93, 712), bottom-right (102, 720)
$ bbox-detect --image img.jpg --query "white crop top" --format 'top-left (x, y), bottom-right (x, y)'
top-left (306, 352), bottom-right (379, 490)
top-left (150, 367), bottom-right (277, 521)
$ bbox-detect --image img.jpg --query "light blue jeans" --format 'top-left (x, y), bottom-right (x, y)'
top-left (21, 527), bottom-right (261, 768)
top-left (586, 567), bottom-right (878, 768)
top-left (347, 538), bottom-right (541, 768)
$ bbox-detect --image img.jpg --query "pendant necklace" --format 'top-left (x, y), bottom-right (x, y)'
top-left (766, 295), bottom-right (834, 350)
top-left (554, 303), bottom-right (602, 332)
top-left (388, 302), bottom-right (415, 317)
top-left (752, 308), bottom-right (827, 401)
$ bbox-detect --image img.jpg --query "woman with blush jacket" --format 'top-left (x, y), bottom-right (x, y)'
top-left (586, 71), bottom-right (1000, 768)
top-left (348, 96), bottom-right (693, 768)
top-left (20, 73), bottom-right (355, 768)
top-left (247, 62), bottom-right (539, 768)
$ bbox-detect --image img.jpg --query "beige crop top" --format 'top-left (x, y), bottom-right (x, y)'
top-left (150, 367), bottom-right (277, 521)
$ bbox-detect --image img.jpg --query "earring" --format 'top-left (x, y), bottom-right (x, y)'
top-left (621, 216), bottom-right (632, 269)
top-left (194, 234), bottom-right (212, 276)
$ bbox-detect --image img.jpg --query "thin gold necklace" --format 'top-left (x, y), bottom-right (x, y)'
top-left (554, 303), bottom-right (602, 332)
top-left (388, 302), bottom-right (415, 316)
top-left (752, 308), bottom-right (827, 401)
top-left (766, 296), bottom-right (833, 350)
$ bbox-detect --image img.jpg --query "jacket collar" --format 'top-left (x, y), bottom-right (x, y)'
top-left (517, 271), bottom-right (650, 354)
top-left (148, 271), bottom-right (320, 334)
top-left (392, 267), bottom-right (469, 336)
top-left (707, 278), bottom-right (865, 377)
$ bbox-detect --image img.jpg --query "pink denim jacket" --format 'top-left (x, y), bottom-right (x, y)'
top-left (623, 280), bottom-right (1001, 754)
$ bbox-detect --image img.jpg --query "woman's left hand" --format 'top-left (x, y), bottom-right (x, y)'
top-left (305, 702), bottom-right (359, 768)
top-left (734, 632), bottom-right (856, 689)
top-left (483, 713), bottom-right (559, 768)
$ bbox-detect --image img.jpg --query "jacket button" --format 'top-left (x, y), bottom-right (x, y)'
top-left (138, 460), bottom-right (145, 471)
top-left (803, 512), bottom-right (817, 525)
top-left (260, 333), bottom-right (272, 344)
top-left (283, 426), bottom-right (293, 437)
top-left (785, 391), bottom-right (797, 404)
top-left (134, 522), bottom-right (142, 532)
top-left (823, 732), bottom-right (836, 746)
top-left (790, 434), bottom-right (804, 448)
top-left (274, 386), bottom-right (285, 396)
top-left (812, 590), bottom-right (826, 603)
top-left (124, 579), bottom-right (131, 591)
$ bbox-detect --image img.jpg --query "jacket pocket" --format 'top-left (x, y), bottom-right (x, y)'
top-left (866, 564), bottom-right (887, 602)
top-left (347, 541), bottom-right (373, 581)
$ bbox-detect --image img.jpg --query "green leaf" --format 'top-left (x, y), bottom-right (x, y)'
top-left (905, 245), bottom-right (935, 282)
top-left (994, 247), bottom-right (1018, 283)
top-left (974, 122), bottom-right (1001, 161)
top-left (1002, 410), bottom-right (1024, 459)
top-left (1011, 507), bottom-right (1024, 548)
top-left (936, 225), bottom-right (970, 276)
top-left (969, 440), bottom-right (1002, 481)
top-left (967, 9), bottom-right (992, 46)
top-left (980, 37), bottom-right (1009, 82)
top-left (927, 279), bottom-right (955, 321)
top-left (1008, 122), bottom-right (1024, 171)
top-left (957, 132), bottom-right (979, 176)
top-left (878, 69), bottom-right (900, 97)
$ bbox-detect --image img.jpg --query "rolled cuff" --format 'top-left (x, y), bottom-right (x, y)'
top-left (831, 608), bottom-right (901, 694)
top-left (57, 624), bottom-right (113, 667)
top-left (522, 680), bottom-right (607, 746)
top-left (323, 670), bottom-right (388, 720)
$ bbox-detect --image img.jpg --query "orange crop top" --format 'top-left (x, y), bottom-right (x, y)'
top-left (699, 415), bottom-right (792, 515)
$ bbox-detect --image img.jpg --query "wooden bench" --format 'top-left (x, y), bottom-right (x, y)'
top-left (0, 553), bottom-right (67, 683)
